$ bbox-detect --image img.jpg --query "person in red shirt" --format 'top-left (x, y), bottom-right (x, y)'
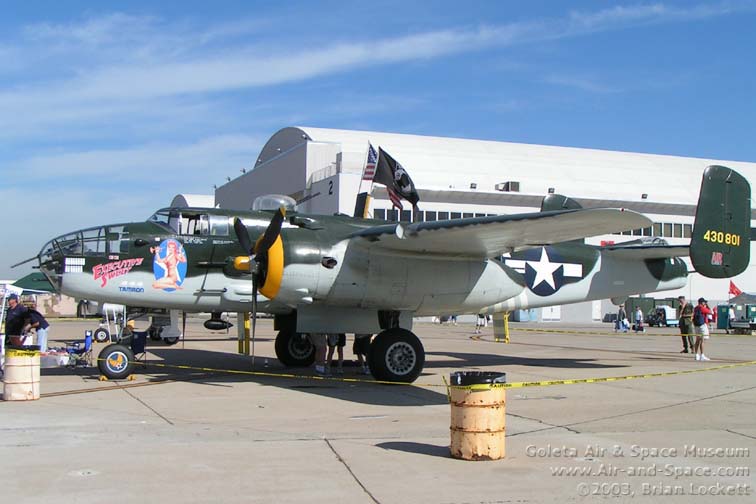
top-left (692, 298), bottom-right (712, 361)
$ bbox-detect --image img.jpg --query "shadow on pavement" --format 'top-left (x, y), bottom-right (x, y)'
top-left (425, 351), bottom-right (626, 369)
top-left (48, 347), bottom-right (450, 407)
top-left (377, 441), bottom-right (452, 458)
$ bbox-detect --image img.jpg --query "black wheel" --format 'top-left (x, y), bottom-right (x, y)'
top-left (93, 327), bottom-right (110, 343)
top-left (368, 328), bottom-right (425, 383)
top-left (98, 344), bottom-right (135, 380)
top-left (148, 327), bottom-right (161, 341)
top-left (163, 336), bottom-right (179, 345)
top-left (275, 331), bottom-right (315, 367)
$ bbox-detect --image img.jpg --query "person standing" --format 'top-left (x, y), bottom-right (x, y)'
top-left (727, 305), bottom-right (736, 334)
top-left (25, 301), bottom-right (50, 352)
top-left (4, 294), bottom-right (29, 347)
top-left (353, 333), bottom-right (372, 375)
top-left (326, 333), bottom-right (346, 374)
top-left (616, 304), bottom-right (628, 332)
top-left (692, 298), bottom-right (712, 361)
top-left (634, 306), bottom-right (644, 332)
top-left (475, 313), bottom-right (486, 334)
top-left (677, 296), bottom-right (694, 353)
top-left (307, 333), bottom-right (329, 376)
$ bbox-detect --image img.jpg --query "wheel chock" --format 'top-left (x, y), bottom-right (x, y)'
top-left (127, 375), bottom-right (136, 381)
top-left (98, 375), bottom-right (109, 381)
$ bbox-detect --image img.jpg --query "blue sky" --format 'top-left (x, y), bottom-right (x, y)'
top-left (2, 0), bottom-right (755, 279)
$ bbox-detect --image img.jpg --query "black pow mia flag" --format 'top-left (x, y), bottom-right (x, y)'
top-left (373, 147), bottom-right (420, 210)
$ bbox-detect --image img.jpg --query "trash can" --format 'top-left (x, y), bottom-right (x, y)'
top-left (3, 345), bottom-right (41, 401)
top-left (449, 371), bottom-right (506, 460)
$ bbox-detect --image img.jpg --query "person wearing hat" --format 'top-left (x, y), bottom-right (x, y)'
top-left (24, 300), bottom-right (50, 352)
top-left (692, 297), bottom-right (712, 361)
top-left (5, 294), bottom-right (29, 347)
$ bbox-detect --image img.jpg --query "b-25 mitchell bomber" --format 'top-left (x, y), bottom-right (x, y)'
top-left (20, 166), bottom-right (751, 382)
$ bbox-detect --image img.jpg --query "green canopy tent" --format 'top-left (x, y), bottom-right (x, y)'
top-left (12, 272), bottom-right (55, 294)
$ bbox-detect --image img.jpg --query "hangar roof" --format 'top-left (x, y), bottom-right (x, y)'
top-left (256, 126), bottom-right (756, 207)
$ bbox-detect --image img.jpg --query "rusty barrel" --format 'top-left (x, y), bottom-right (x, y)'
top-left (3, 345), bottom-right (41, 401)
top-left (449, 371), bottom-right (506, 460)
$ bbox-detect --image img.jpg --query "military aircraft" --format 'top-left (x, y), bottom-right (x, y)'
top-left (18, 165), bottom-right (751, 382)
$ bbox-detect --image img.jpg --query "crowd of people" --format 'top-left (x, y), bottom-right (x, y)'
top-left (614, 295), bottom-right (732, 362)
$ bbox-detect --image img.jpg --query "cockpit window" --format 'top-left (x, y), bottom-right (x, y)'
top-left (107, 225), bottom-right (129, 254)
top-left (208, 215), bottom-right (230, 236)
top-left (183, 213), bottom-right (209, 236)
top-left (149, 209), bottom-right (180, 233)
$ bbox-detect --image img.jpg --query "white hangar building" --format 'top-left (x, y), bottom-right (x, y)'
top-left (214, 126), bottom-right (756, 323)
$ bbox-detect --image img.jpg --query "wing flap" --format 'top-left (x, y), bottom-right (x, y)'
top-left (354, 208), bottom-right (651, 257)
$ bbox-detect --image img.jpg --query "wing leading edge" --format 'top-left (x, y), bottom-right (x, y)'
top-left (352, 208), bottom-right (652, 257)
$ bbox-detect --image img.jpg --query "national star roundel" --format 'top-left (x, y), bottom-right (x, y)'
top-left (506, 246), bottom-right (584, 297)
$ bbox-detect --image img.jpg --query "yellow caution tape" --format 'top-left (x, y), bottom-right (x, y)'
top-left (5, 349), bottom-right (40, 358)
top-left (475, 327), bottom-right (746, 338)
top-left (81, 356), bottom-right (756, 390)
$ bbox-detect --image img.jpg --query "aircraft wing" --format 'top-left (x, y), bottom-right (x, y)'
top-left (352, 208), bottom-right (651, 257)
top-left (600, 244), bottom-right (690, 260)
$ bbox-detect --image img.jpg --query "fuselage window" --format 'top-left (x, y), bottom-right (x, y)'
top-left (107, 226), bottom-right (129, 254)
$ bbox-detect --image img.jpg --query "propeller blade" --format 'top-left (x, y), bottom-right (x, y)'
top-left (233, 217), bottom-right (253, 254)
top-left (11, 255), bottom-right (39, 268)
top-left (256, 207), bottom-right (286, 255)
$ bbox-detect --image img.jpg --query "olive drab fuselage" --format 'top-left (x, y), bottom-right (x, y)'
top-left (38, 206), bottom-right (689, 322)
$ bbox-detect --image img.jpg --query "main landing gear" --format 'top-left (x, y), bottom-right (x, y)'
top-left (368, 328), bottom-right (425, 383)
top-left (274, 330), bottom-right (316, 367)
top-left (273, 327), bottom-right (425, 383)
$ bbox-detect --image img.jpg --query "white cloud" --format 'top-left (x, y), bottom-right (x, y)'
top-left (2, 2), bottom-right (747, 123)
top-left (12, 134), bottom-right (264, 184)
top-left (544, 74), bottom-right (623, 94)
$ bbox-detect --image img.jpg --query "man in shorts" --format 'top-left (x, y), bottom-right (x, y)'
top-left (692, 298), bottom-right (712, 361)
top-left (307, 333), bottom-right (329, 375)
top-left (327, 333), bottom-right (346, 374)
top-left (353, 334), bottom-right (372, 375)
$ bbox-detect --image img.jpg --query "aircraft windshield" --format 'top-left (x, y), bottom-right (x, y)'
top-left (38, 225), bottom-right (128, 263)
top-left (148, 209), bottom-right (181, 233)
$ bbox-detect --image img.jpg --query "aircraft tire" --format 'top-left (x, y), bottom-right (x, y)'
top-left (275, 331), bottom-right (315, 367)
top-left (163, 337), bottom-right (180, 346)
top-left (93, 328), bottom-right (110, 343)
top-left (98, 344), bottom-right (135, 380)
top-left (368, 328), bottom-right (425, 383)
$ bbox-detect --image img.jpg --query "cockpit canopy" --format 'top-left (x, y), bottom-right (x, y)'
top-left (148, 208), bottom-right (230, 236)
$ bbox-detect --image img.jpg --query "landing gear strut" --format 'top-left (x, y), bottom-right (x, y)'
top-left (368, 328), bottom-right (425, 383)
top-left (275, 330), bottom-right (316, 367)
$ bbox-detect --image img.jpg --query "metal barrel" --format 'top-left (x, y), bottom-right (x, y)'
top-left (449, 371), bottom-right (506, 460)
top-left (3, 345), bottom-right (41, 401)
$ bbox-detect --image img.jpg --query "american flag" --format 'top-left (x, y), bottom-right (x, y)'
top-left (362, 143), bottom-right (377, 181)
top-left (387, 187), bottom-right (403, 210)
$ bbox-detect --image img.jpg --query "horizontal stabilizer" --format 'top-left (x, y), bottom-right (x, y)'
top-left (601, 243), bottom-right (690, 260)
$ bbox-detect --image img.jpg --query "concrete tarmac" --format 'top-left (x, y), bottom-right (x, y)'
top-left (1, 319), bottom-right (755, 503)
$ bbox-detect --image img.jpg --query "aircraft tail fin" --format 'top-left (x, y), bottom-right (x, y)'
top-left (541, 194), bottom-right (584, 243)
top-left (690, 165), bottom-right (751, 278)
